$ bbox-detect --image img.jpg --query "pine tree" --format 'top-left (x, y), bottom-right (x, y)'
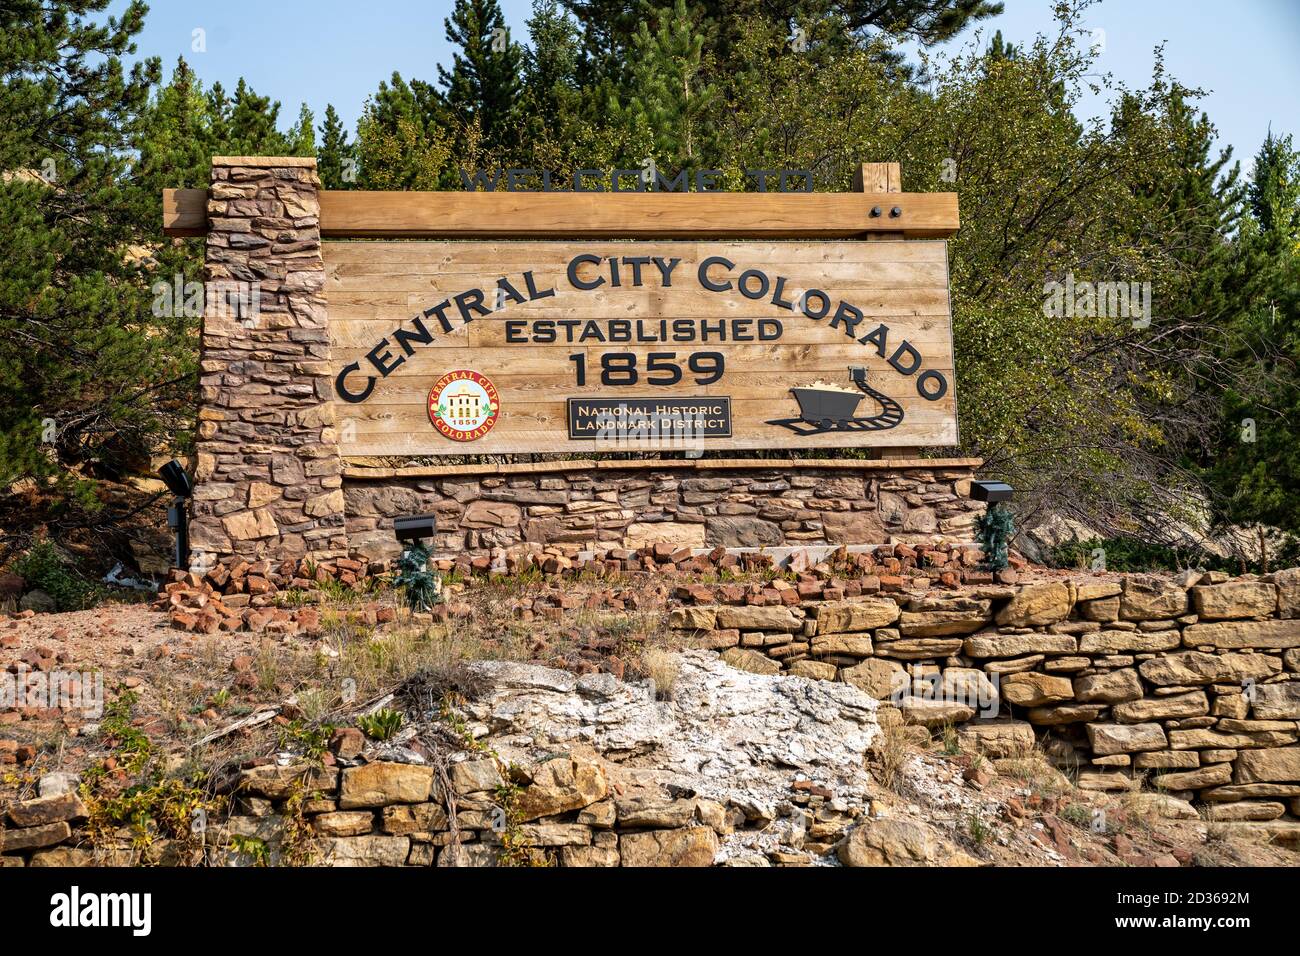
top-left (357, 73), bottom-right (454, 189)
top-left (0, 0), bottom-right (186, 497)
top-left (611, 0), bottom-right (718, 170)
top-left (317, 104), bottom-right (357, 189)
top-left (1205, 133), bottom-right (1300, 557)
top-left (438, 0), bottom-right (524, 152)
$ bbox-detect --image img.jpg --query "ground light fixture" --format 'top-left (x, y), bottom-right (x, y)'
top-left (393, 513), bottom-right (440, 612)
top-left (971, 480), bottom-right (1015, 572)
top-left (158, 459), bottom-right (193, 570)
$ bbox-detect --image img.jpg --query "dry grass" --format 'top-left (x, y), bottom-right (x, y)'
top-left (639, 646), bottom-right (680, 700)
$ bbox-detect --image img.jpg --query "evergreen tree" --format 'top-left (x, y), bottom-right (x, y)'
top-left (357, 73), bottom-right (454, 189)
top-left (611, 0), bottom-right (718, 169)
top-left (1205, 133), bottom-right (1300, 558)
top-left (0, 0), bottom-right (184, 499)
top-left (438, 0), bottom-right (524, 152)
top-left (317, 104), bottom-right (357, 188)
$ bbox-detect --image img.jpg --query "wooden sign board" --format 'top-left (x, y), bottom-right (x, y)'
top-left (327, 240), bottom-right (958, 456)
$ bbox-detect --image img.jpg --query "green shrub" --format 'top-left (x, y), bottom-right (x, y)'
top-left (12, 541), bottom-right (105, 611)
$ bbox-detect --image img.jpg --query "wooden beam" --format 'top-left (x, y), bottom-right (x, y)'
top-left (164, 188), bottom-right (208, 237)
top-left (164, 187), bottom-right (959, 239)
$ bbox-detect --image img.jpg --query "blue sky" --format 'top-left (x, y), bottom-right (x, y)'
top-left (113, 0), bottom-right (1298, 169)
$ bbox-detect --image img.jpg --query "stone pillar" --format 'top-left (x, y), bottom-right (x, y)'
top-left (189, 156), bottom-right (347, 567)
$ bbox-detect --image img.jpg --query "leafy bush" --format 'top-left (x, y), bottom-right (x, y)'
top-left (1051, 535), bottom-right (1300, 575)
top-left (12, 541), bottom-right (104, 610)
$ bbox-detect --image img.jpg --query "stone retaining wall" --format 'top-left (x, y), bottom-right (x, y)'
top-left (670, 567), bottom-right (1300, 825)
top-left (344, 459), bottom-right (982, 561)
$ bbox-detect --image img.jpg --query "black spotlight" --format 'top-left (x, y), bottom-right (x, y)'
top-left (970, 480), bottom-right (1013, 503)
top-left (158, 459), bottom-right (193, 571)
top-left (159, 459), bottom-right (193, 498)
top-left (394, 513), bottom-right (438, 544)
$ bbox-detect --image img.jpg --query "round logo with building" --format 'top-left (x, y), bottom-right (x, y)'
top-left (428, 370), bottom-right (499, 441)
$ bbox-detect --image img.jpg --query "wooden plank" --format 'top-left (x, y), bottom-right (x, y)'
top-left (164, 188), bottom-right (959, 238)
top-left (343, 456), bottom-right (984, 480)
top-left (164, 188), bottom-right (208, 237)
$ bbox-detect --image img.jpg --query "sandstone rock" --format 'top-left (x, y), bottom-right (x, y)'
top-left (898, 605), bottom-right (992, 637)
top-left (516, 757), bottom-right (608, 822)
top-left (813, 599), bottom-right (900, 633)
top-left (1234, 747), bottom-right (1300, 783)
top-left (840, 658), bottom-right (905, 699)
top-left (623, 522), bottom-right (705, 549)
top-left (339, 762), bottom-right (435, 808)
top-left (1138, 652), bottom-right (1280, 687)
top-left (1002, 673), bottom-right (1074, 707)
top-left (668, 606), bottom-right (717, 631)
top-left (314, 811), bottom-right (374, 837)
top-left (1170, 727), bottom-right (1296, 750)
top-left (957, 719), bottom-right (1034, 758)
top-left (381, 802), bottom-right (448, 835)
top-left (1183, 619), bottom-right (1300, 650)
top-left (715, 605), bottom-right (801, 633)
top-left (897, 696), bottom-right (976, 726)
top-left (720, 646), bottom-right (782, 675)
top-left (1074, 580), bottom-right (1123, 601)
top-left (1073, 668), bottom-right (1143, 704)
top-left (317, 835), bottom-right (411, 867)
top-left (1086, 722), bottom-right (1167, 755)
top-left (1153, 762), bottom-right (1233, 791)
top-left (619, 826), bottom-right (718, 866)
top-left (1252, 681), bottom-right (1300, 719)
top-left (876, 638), bottom-right (965, 660)
top-left (222, 508), bottom-right (278, 541)
top-left (788, 660), bottom-right (837, 681)
top-left (28, 846), bottom-right (95, 867)
top-left (1274, 567), bottom-right (1300, 619)
top-left (995, 582), bottom-right (1072, 627)
top-left (1127, 793), bottom-right (1198, 819)
top-left (837, 818), bottom-right (979, 867)
top-left (822, 509), bottom-right (887, 545)
top-left (517, 823), bottom-right (593, 847)
top-left (1026, 703), bottom-right (1108, 725)
top-left (1119, 574), bottom-right (1189, 620)
top-left (576, 800), bottom-right (616, 828)
top-left (1134, 750), bottom-right (1200, 770)
top-left (561, 845), bottom-right (622, 867)
top-left (810, 634), bottom-right (874, 657)
top-left (437, 844), bottom-right (499, 867)
top-left (1201, 783), bottom-right (1300, 800)
top-left (237, 763), bottom-right (339, 800)
top-left (1076, 770), bottom-right (1134, 791)
top-left (1112, 691), bottom-right (1208, 723)
top-left (615, 796), bottom-right (697, 829)
top-left (449, 757), bottom-right (504, 795)
top-left (963, 632), bottom-right (1077, 658)
top-left (1076, 596), bottom-right (1120, 622)
top-left (705, 516), bottom-right (782, 548)
top-left (1191, 581), bottom-right (1277, 620)
top-left (7, 791), bottom-right (88, 828)
top-left (1079, 630), bottom-right (1181, 653)
top-left (0, 821), bottom-right (71, 852)
top-left (1205, 801), bottom-right (1286, 821)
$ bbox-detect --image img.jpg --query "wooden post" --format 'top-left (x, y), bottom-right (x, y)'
top-left (856, 163), bottom-right (919, 460)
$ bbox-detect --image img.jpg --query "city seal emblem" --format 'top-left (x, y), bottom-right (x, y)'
top-left (428, 370), bottom-right (500, 442)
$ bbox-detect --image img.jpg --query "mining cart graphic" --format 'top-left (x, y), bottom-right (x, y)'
top-left (766, 365), bottom-right (904, 435)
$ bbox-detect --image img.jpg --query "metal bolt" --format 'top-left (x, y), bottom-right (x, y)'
top-left (869, 206), bottom-right (882, 217)
top-left (890, 206), bottom-right (902, 218)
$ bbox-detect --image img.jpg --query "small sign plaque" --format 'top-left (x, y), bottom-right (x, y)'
top-left (567, 397), bottom-right (733, 442)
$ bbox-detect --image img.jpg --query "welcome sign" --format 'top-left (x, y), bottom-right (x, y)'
top-left (327, 240), bottom-right (958, 456)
